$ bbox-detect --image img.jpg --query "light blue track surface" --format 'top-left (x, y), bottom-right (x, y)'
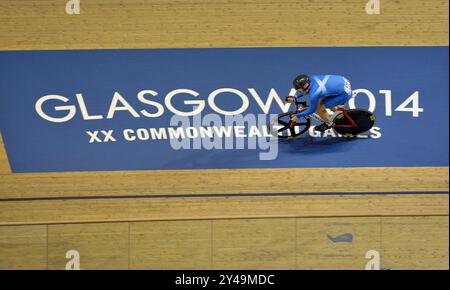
top-left (0, 47), bottom-right (448, 172)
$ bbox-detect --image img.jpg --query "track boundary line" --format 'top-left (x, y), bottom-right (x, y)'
top-left (0, 214), bottom-right (447, 227)
top-left (0, 191), bottom-right (448, 202)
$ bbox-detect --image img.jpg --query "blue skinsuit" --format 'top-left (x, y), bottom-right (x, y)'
top-left (295, 75), bottom-right (352, 118)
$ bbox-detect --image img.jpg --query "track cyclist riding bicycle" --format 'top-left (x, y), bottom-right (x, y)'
top-left (288, 74), bottom-right (352, 132)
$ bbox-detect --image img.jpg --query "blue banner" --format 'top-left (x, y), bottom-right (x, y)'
top-left (0, 47), bottom-right (448, 172)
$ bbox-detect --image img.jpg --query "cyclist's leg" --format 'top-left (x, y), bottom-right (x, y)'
top-left (316, 99), bottom-right (332, 124)
top-left (312, 98), bottom-right (334, 132)
top-left (329, 106), bottom-right (339, 112)
top-left (314, 91), bottom-right (352, 132)
top-left (323, 92), bottom-right (352, 122)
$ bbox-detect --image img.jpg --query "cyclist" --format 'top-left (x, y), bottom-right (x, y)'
top-left (288, 74), bottom-right (352, 132)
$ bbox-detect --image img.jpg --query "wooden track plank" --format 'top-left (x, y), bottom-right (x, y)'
top-left (0, 0), bottom-right (448, 50)
top-left (296, 217), bottom-right (381, 269)
top-left (130, 220), bottom-right (212, 269)
top-left (212, 218), bottom-right (296, 269)
top-left (1, 216), bottom-right (447, 270)
top-left (0, 135), bottom-right (11, 174)
top-left (0, 167), bottom-right (448, 199)
top-left (0, 194), bottom-right (447, 226)
top-left (0, 225), bottom-right (47, 269)
top-left (47, 223), bottom-right (129, 269)
top-left (381, 216), bottom-right (449, 270)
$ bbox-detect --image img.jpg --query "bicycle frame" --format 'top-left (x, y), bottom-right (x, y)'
top-left (293, 103), bottom-right (357, 129)
top-left (333, 107), bottom-right (357, 128)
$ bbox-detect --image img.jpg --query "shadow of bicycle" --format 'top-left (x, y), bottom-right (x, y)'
top-left (282, 134), bottom-right (370, 155)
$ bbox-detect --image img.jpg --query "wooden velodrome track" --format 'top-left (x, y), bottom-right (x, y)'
top-left (0, 0), bottom-right (448, 269)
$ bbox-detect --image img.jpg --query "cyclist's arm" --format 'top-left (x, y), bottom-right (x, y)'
top-left (296, 95), bottom-right (319, 118)
top-left (294, 91), bottom-right (303, 98)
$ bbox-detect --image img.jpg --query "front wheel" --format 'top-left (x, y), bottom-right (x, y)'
top-left (268, 112), bottom-right (311, 139)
